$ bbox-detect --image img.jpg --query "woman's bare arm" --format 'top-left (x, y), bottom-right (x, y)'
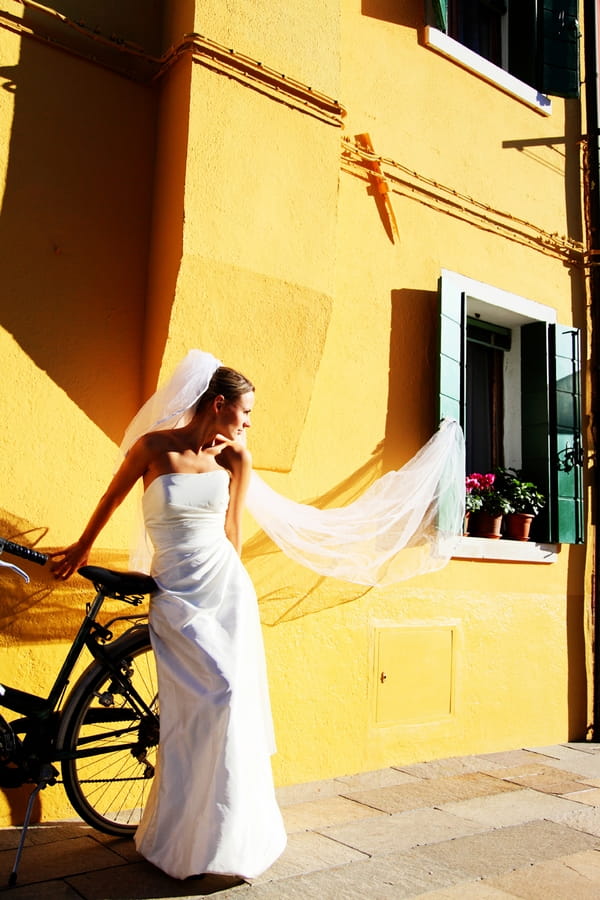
top-left (50, 437), bottom-right (152, 580)
top-left (221, 443), bottom-right (252, 554)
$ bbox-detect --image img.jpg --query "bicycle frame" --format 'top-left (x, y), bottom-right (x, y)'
top-left (0, 541), bottom-right (159, 885)
top-left (1, 590), bottom-right (146, 723)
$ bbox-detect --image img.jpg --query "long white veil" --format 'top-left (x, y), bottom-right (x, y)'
top-left (246, 419), bottom-right (464, 586)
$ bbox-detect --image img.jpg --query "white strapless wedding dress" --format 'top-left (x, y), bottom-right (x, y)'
top-left (134, 470), bottom-right (287, 880)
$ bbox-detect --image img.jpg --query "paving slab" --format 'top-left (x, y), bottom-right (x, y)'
top-left (276, 778), bottom-right (341, 806)
top-left (0, 820), bottom-right (94, 851)
top-left (409, 820), bottom-right (599, 880)
top-left (578, 777), bottom-right (600, 787)
top-left (316, 806), bottom-right (490, 856)
top-left (93, 832), bottom-right (144, 862)
top-left (340, 772), bottom-right (521, 814)
top-left (486, 847), bottom-right (600, 899)
top-left (393, 755), bottom-right (500, 779)
top-left (412, 883), bottom-right (518, 898)
top-left (490, 766), bottom-right (600, 794)
top-left (280, 794), bottom-right (385, 833)
top-left (544, 800), bottom-right (600, 835)
top-left (334, 767), bottom-right (421, 791)
top-left (531, 744), bottom-right (600, 760)
top-left (253, 829), bottom-right (368, 883)
top-left (563, 742), bottom-right (600, 753)
top-left (223, 850), bottom-right (474, 900)
top-left (561, 787), bottom-right (600, 806)
top-left (0, 881), bottom-right (84, 900)
top-left (440, 786), bottom-right (584, 827)
top-left (527, 746), bottom-right (600, 778)
top-left (0, 835), bottom-right (126, 887)
top-left (477, 749), bottom-right (561, 768)
top-left (67, 861), bottom-right (244, 900)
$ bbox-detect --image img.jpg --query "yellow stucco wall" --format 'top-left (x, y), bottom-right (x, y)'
top-left (0, 0), bottom-right (157, 823)
top-left (0, 0), bottom-right (592, 829)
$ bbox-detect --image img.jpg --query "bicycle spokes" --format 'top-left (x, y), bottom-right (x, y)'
top-left (60, 636), bottom-right (159, 835)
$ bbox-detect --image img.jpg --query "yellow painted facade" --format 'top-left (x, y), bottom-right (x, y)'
top-left (0, 0), bottom-right (592, 827)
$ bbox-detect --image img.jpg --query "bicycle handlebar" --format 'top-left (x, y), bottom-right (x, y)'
top-left (0, 538), bottom-right (48, 566)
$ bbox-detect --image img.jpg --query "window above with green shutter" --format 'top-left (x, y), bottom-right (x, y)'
top-left (424, 0), bottom-right (580, 113)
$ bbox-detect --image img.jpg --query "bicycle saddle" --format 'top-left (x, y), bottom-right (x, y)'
top-left (78, 566), bottom-right (157, 598)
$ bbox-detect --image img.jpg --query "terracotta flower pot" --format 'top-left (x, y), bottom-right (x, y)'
top-left (468, 512), bottom-right (503, 539)
top-left (504, 512), bottom-right (534, 541)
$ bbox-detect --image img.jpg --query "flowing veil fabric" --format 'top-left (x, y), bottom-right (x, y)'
top-left (122, 351), bottom-right (465, 584)
top-left (120, 350), bottom-right (222, 457)
top-left (246, 419), bottom-right (465, 586)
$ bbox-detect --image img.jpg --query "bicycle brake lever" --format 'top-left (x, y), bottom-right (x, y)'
top-left (0, 559), bottom-right (30, 583)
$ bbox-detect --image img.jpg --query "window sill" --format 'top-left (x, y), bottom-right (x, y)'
top-left (452, 536), bottom-right (558, 563)
top-left (424, 27), bottom-right (552, 116)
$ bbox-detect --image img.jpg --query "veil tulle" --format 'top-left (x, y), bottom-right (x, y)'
top-left (123, 350), bottom-right (465, 582)
top-left (246, 419), bottom-right (464, 586)
top-left (120, 350), bottom-right (222, 457)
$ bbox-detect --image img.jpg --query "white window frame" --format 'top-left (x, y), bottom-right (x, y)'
top-left (442, 269), bottom-right (558, 563)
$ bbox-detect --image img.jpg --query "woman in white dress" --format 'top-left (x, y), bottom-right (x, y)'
top-left (50, 353), bottom-right (287, 880)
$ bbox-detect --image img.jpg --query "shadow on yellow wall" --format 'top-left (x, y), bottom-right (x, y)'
top-left (0, 7), bottom-right (157, 445)
top-left (245, 456), bottom-right (385, 625)
top-left (0, 509), bottom-right (146, 644)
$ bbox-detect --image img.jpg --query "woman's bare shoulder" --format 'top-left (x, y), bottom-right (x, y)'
top-left (218, 441), bottom-right (252, 471)
top-left (136, 429), bottom-right (177, 453)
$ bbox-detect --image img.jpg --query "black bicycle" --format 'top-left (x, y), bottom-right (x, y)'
top-left (0, 537), bottom-right (159, 886)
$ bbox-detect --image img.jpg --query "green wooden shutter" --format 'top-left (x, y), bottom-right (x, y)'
top-left (425, 0), bottom-right (448, 32)
top-left (521, 322), bottom-right (583, 543)
top-left (431, 0), bottom-right (448, 32)
top-left (521, 322), bottom-right (553, 541)
top-left (551, 324), bottom-right (584, 542)
top-left (437, 275), bottom-right (466, 426)
top-left (537, 0), bottom-right (580, 98)
top-left (437, 275), bottom-right (466, 532)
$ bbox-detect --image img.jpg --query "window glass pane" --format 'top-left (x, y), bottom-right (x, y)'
top-left (508, 0), bottom-right (536, 86)
top-left (466, 341), bottom-right (504, 472)
top-left (449, 0), bottom-right (506, 66)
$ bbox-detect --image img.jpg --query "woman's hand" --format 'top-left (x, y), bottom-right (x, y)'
top-left (205, 432), bottom-right (247, 456)
top-left (49, 541), bottom-right (91, 581)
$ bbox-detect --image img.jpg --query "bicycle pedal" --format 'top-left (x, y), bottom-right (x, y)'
top-left (37, 763), bottom-right (59, 786)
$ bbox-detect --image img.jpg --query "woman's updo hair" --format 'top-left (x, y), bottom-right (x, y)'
top-left (200, 366), bottom-right (255, 407)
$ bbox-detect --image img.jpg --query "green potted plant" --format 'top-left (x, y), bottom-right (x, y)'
top-left (465, 473), bottom-right (511, 538)
top-left (493, 468), bottom-right (545, 541)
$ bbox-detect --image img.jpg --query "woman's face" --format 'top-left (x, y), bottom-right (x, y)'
top-left (217, 390), bottom-right (254, 440)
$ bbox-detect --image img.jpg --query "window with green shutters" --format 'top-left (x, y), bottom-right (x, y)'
top-left (437, 271), bottom-right (584, 545)
top-left (426, 0), bottom-right (580, 99)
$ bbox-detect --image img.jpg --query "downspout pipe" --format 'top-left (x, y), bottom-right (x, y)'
top-left (583, 0), bottom-right (600, 741)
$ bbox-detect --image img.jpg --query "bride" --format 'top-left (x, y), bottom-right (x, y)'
top-left (50, 353), bottom-right (287, 880)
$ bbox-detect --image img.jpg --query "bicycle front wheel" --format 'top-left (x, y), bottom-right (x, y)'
top-left (58, 626), bottom-right (159, 837)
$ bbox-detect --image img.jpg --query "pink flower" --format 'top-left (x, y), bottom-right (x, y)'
top-left (465, 472), bottom-right (495, 492)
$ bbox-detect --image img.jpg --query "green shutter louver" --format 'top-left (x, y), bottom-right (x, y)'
top-left (437, 276), bottom-right (466, 533)
top-left (537, 0), bottom-right (580, 98)
top-left (521, 322), bottom-right (553, 541)
top-left (551, 324), bottom-right (584, 543)
top-left (521, 322), bottom-right (584, 544)
top-left (437, 276), bottom-right (466, 426)
top-left (431, 0), bottom-right (449, 32)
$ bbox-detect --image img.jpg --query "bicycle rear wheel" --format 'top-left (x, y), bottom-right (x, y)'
top-left (58, 626), bottom-right (159, 837)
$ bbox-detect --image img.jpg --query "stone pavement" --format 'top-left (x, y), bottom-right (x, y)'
top-left (2, 744), bottom-right (600, 899)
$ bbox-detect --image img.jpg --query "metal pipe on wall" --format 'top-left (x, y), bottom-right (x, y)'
top-left (583, 0), bottom-right (600, 740)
